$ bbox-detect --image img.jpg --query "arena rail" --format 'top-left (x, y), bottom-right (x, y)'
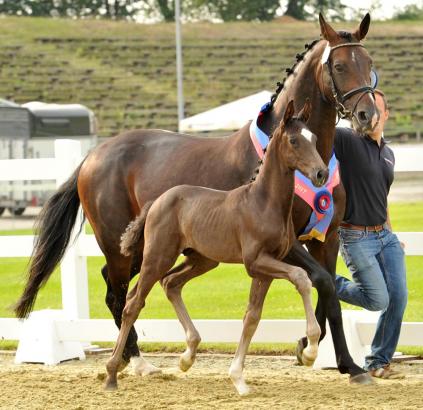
top-left (0, 140), bottom-right (422, 366)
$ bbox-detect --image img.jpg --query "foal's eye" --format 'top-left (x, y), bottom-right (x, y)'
top-left (334, 64), bottom-right (344, 73)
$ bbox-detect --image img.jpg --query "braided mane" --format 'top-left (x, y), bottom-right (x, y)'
top-left (268, 39), bottom-right (320, 110)
top-left (250, 39), bottom-right (320, 182)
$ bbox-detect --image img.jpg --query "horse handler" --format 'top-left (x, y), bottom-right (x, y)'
top-left (334, 89), bottom-right (407, 379)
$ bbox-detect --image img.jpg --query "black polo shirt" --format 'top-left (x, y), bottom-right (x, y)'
top-left (334, 127), bottom-right (395, 226)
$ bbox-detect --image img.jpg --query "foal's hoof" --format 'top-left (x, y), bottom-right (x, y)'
top-left (104, 377), bottom-right (118, 391)
top-left (350, 372), bottom-right (374, 385)
top-left (295, 337), bottom-right (307, 366)
top-left (301, 351), bottom-right (316, 367)
top-left (118, 359), bottom-right (130, 372)
top-left (230, 377), bottom-right (251, 396)
top-left (179, 351), bottom-right (195, 372)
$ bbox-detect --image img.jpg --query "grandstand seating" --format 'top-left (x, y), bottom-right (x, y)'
top-left (0, 20), bottom-right (421, 139)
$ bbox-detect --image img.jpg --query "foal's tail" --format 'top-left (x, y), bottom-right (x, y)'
top-left (14, 163), bottom-right (84, 319)
top-left (120, 201), bottom-right (154, 257)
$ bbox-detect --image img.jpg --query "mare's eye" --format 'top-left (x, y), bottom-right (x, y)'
top-left (289, 136), bottom-right (298, 146)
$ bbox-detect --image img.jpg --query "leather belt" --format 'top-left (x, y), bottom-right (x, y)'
top-left (340, 222), bottom-right (385, 232)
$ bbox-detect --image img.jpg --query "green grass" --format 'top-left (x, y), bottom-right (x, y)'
top-left (1, 201), bottom-right (422, 320)
top-left (1, 202), bottom-right (422, 353)
top-left (389, 202), bottom-right (423, 231)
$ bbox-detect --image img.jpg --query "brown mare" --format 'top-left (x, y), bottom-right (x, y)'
top-left (15, 14), bottom-right (377, 384)
top-left (106, 100), bottom-right (326, 393)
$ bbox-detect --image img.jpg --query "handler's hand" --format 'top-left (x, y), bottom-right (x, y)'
top-left (400, 241), bottom-right (405, 249)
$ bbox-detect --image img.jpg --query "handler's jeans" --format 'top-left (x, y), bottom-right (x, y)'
top-left (335, 227), bottom-right (408, 371)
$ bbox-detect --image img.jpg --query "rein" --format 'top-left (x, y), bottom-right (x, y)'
top-left (321, 42), bottom-right (377, 120)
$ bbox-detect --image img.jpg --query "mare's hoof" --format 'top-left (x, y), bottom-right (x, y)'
top-left (350, 372), bottom-right (374, 385)
top-left (131, 356), bottom-right (162, 377)
top-left (136, 363), bottom-right (162, 377)
top-left (144, 366), bottom-right (162, 377)
top-left (295, 338), bottom-right (307, 366)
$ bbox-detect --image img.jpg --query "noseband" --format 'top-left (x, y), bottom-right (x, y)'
top-left (322, 42), bottom-right (377, 120)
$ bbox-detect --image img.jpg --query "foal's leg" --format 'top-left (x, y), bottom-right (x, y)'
top-left (161, 251), bottom-right (219, 372)
top-left (251, 254), bottom-right (321, 362)
top-left (229, 254), bottom-right (322, 395)
top-left (105, 253), bottom-right (177, 390)
top-left (228, 277), bottom-right (272, 396)
top-left (288, 266), bottom-right (321, 366)
top-left (102, 254), bottom-right (160, 377)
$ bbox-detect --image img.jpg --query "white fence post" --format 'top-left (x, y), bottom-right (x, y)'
top-left (54, 140), bottom-right (89, 320)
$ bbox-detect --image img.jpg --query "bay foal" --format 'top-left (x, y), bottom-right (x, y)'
top-left (105, 100), bottom-right (328, 394)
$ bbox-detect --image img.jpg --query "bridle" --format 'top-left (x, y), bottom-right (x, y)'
top-left (321, 42), bottom-right (378, 121)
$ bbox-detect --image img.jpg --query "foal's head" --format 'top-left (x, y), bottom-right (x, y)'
top-left (318, 13), bottom-right (377, 133)
top-left (275, 100), bottom-right (328, 187)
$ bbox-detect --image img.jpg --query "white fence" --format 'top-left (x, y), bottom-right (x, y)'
top-left (0, 140), bottom-right (422, 362)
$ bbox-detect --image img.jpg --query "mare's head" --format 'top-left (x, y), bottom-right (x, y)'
top-left (275, 100), bottom-right (328, 187)
top-left (319, 13), bottom-right (378, 133)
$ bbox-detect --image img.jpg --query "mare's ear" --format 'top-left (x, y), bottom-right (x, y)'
top-left (319, 13), bottom-right (338, 43)
top-left (353, 13), bottom-right (371, 41)
top-left (298, 99), bottom-right (312, 123)
top-left (283, 100), bottom-right (295, 125)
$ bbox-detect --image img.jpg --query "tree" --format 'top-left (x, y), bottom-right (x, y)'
top-left (284, 0), bottom-right (346, 21)
top-left (285, 0), bottom-right (309, 20)
top-left (393, 4), bottom-right (423, 21)
top-left (155, 0), bottom-right (175, 21)
top-left (205, 0), bottom-right (280, 21)
top-left (313, 0), bottom-right (346, 21)
top-left (0, 0), bottom-right (140, 19)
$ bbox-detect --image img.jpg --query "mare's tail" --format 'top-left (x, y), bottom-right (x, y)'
top-left (14, 163), bottom-right (84, 319)
top-left (120, 201), bottom-right (154, 257)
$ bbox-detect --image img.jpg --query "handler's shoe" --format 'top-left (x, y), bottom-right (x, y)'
top-left (369, 364), bottom-right (405, 379)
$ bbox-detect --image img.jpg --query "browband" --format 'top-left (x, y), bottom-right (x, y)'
top-left (330, 42), bottom-right (364, 51)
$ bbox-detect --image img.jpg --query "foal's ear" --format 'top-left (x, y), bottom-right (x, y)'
top-left (353, 13), bottom-right (371, 41)
top-left (319, 13), bottom-right (338, 43)
top-left (298, 99), bottom-right (312, 124)
top-left (283, 100), bottom-right (295, 125)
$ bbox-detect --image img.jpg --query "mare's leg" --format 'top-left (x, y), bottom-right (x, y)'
top-left (100, 261), bottom-right (140, 365)
top-left (305, 230), bottom-right (339, 344)
top-left (79, 151), bottom-right (144, 370)
top-left (228, 277), bottom-right (272, 396)
top-left (105, 250), bottom-right (178, 390)
top-left (284, 239), bottom-right (372, 383)
top-left (161, 251), bottom-right (219, 372)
